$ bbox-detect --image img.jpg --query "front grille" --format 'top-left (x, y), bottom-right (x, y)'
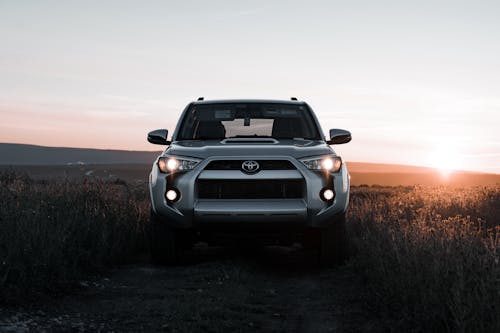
top-left (205, 160), bottom-right (295, 171)
top-left (197, 179), bottom-right (303, 199)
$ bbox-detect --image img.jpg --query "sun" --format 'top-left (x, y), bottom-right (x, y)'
top-left (427, 142), bottom-right (462, 177)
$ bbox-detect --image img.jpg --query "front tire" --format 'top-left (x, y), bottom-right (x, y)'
top-left (318, 213), bottom-right (349, 266)
top-left (149, 210), bottom-right (190, 265)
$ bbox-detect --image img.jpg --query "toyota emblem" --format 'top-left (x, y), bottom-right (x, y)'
top-left (241, 160), bottom-right (260, 173)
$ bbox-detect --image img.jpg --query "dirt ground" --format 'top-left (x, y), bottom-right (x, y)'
top-left (0, 246), bottom-right (374, 333)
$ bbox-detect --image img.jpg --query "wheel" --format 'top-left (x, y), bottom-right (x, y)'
top-left (149, 209), bottom-right (191, 265)
top-left (318, 213), bottom-right (349, 266)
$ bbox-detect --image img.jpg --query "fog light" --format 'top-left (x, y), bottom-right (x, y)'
top-left (321, 189), bottom-right (334, 201)
top-left (166, 189), bottom-right (179, 202)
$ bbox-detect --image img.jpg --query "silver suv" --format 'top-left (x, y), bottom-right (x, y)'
top-left (147, 98), bottom-right (351, 265)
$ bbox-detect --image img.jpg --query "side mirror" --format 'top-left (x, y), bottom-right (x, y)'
top-left (327, 128), bottom-right (351, 145)
top-left (147, 129), bottom-right (170, 145)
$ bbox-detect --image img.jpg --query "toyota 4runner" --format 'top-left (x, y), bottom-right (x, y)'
top-left (147, 98), bottom-right (351, 265)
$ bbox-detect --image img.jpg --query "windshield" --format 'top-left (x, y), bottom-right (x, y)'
top-left (176, 103), bottom-right (322, 140)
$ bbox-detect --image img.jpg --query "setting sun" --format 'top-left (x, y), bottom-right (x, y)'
top-left (427, 142), bottom-right (463, 176)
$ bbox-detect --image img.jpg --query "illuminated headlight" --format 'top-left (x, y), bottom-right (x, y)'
top-left (158, 156), bottom-right (201, 173)
top-left (300, 156), bottom-right (342, 173)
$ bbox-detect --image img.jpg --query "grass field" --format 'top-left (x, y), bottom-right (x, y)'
top-left (1, 170), bottom-right (499, 332)
top-left (348, 186), bottom-right (500, 332)
top-left (0, 171), bottom-right (150, 300)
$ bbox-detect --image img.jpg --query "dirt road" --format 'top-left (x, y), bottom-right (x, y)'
top-left (0, 246), bottom-right (371, 332)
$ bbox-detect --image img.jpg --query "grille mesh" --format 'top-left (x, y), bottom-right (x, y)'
top-left (197, 179), bottom-right (303, 199)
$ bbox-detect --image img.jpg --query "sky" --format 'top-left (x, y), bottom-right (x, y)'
top-left (1, 0), bottom-right (499, 173)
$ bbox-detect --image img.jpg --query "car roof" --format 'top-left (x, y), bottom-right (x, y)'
top-left (191, 99), bottom-right (306, 105)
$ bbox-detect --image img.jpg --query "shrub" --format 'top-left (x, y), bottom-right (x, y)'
top-left (348, 186), bottom-right (500, 332)
top-left (0, 171), bottom-right (149, 301)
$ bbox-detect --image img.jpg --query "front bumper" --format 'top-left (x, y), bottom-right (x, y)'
top-left (149, 156), bottom-right (350, 229)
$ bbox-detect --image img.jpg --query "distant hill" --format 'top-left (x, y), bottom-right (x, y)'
top-left (0, 143), bottom-right (161, 165)
top-left (1, 143), bottom-right (499, 186)
top-left (0, 143), bottom-right (441, 170)
top-left (347, 162), bottom-right (438, 174)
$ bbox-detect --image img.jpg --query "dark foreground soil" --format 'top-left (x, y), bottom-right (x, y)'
top-left (0, 246), bottom-right (373, 333)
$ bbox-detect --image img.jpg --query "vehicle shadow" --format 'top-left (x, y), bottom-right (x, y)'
top-left (171, 243), bottom-right (332, 276)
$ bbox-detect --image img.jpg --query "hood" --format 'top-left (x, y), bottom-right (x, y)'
top-left (163, 139), bottom-right (335, 159)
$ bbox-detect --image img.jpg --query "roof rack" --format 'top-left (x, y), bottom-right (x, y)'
top-left (197, 97), bottom-right (204, 101)
top-left (290, 97), bottom-right (298, 101)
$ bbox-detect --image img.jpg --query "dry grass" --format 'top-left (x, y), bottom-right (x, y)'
top-left (0, 171), bottom-right (149, 301)
top-left (348, 185), bottom-right (500, 333)
top-left (1, 170), bottom-right (499, 332)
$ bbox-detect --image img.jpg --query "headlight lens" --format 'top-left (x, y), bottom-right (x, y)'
top-left (301, 156), bottom-right (342, 173)
top-left (158, 156), bottom-right (201, 173)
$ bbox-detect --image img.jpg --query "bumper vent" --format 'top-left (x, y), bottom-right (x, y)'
top-left (197, 179), bottom-right (303, 199)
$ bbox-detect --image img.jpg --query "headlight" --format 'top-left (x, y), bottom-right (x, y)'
top-left (300, 156), bottom-right (342, 173)
top-left (157, 156), bottom-right (201, 173)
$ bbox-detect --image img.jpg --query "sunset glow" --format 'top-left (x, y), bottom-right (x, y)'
top-left (426, 142), bottom-right (463, 177)
top-left (1, 1), bottom-right (499, 173)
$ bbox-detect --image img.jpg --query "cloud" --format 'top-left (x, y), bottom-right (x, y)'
top-left (85, 110), bottom-right (152, 119)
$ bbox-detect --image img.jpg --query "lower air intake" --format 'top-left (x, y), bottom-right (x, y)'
top-left (197, 179), bottom-right (303, 199)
